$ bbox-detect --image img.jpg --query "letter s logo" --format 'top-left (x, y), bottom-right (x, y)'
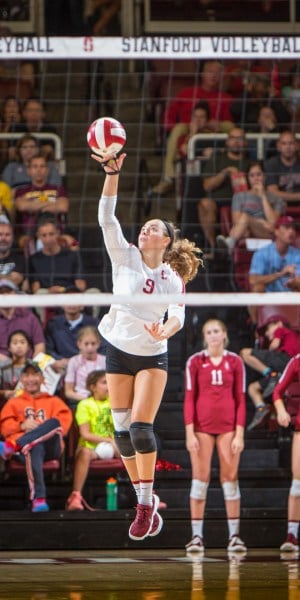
top-left (84, 37), bottom-right (94, 52)
top-left (143, 278), bottom-right (155, 294)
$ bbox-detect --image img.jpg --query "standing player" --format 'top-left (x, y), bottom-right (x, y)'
top-left (272, 355), bottom-right (300, 553)
top-left (184, 318), bottom-right (247, 554)
top-left (92, 150), bottom-right (202, 541)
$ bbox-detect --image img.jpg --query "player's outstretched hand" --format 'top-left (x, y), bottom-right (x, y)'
top-left (91, 152), bottom-right (126, 174)
top-left (144, 322), bottom-right (168, 341)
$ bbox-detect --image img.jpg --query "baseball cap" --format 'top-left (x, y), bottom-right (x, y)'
top-left (21, 360), bottom-right (43, 375)
top-left (275, 215), bottom-right (296, 229)
top-left (257, 314), bottom-right (289, 334)
top-left (0, 279), bottom-right (18, 291)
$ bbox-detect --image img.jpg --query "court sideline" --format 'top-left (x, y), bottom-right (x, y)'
top-left (0, 548), bottom-right (298, 599)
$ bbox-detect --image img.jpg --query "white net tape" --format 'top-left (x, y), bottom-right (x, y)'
top-left (2, 291), bottom-right (299, 308)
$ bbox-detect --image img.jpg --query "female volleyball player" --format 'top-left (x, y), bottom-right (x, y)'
top-left (92, 151), bottom-right (202, 541)
top-left (184, 318), bottom-right (247, 554)
top-left (272, 355), bottom-right (300, 553)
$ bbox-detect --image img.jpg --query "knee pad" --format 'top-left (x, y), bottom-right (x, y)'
top-left (129, 422), bottom-right (157, 454)
top-left (290, 479), bottom-right (300, 497)
top-left (111, 408), bottom-right (132, 432)
top-left (114, 431), bottom-right (135, 459)
top-left (190, 479), bottom-right (208, 501)
top-left (222, 481), bottom-right (241, 501)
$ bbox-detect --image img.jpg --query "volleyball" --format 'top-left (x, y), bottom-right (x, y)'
top-left (87, 116), bottom-right (126, 157)
top-left (95, 441), bottom-right (115, 459)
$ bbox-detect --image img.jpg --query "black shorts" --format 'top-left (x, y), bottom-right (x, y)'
top-left (251, 349), bottom-right (290, 373)
top-left (105, 341), bottom-right (168, 376)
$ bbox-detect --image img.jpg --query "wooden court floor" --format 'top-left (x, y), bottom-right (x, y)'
top-left (0, 549), bottom-right (298, 600)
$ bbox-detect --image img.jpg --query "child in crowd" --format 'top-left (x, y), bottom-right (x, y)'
top-left (240, 315), bottom-right (300, 431)
top-left (64, 327), bottom-right (106, 408)
top-left (65, 369), bottom-right (119, 511)
top-left (0, 330), bottom-right (31, 403)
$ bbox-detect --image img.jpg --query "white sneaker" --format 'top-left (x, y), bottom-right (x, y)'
top-left (185, 535), bottom-right (204, 554)
top-left (216, 235), bottom-right (236, 254)
top-left (216, 235), bottom-right (230, 251)
top-left (280, 534), bottom-right (299, 552)
top-left (227, 535), bottom-right (247, 553)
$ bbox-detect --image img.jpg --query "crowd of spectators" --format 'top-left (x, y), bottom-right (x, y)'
top-left (151, 60), bottom-right (300, 280)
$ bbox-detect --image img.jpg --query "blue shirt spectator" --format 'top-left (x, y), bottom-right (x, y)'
top-left (249, 216), bottom-right (300, 292)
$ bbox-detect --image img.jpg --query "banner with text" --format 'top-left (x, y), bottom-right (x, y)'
top-left (1, 36), bottom-right (300, 59)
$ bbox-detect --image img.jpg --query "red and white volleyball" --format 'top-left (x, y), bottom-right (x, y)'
top-left (87, 116), bottom-right (126, 156)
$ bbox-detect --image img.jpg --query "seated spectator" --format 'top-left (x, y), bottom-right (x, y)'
top-left (249, 216), bottom-right (300, 293)
top-left (29, 217), bottom-right (86, 294)
top-left (155, 60), bottom-right (233, 191)
top-left (14, 155), bottom-right (69, 249)
top-left (28, 217), bottom-right (88, 322)
top-left (249, 106), bottom-right (281, 160)
top-left (0, 217), bottom-right (26, 290)
top-left (265, 130), bottom-right (300, 207)
top-left (64, 326), bottom-right (106, 408)
top-left (0, 330), bottom-right (31, 403)
top-left (240, 315), bottom-right (300, 431)
top-left (163, 60), bottom-right (233, 134)
top-left (0, 96), bottom-right (21, 167)
top-left (0, 360), bottom-right (72, 512)
top-left (150, 101), bottom-right (213, 196)
top-left (0, 182), bottom-right (13, 221)
top-left (248, 215), bottom-right (300, 322)
top-left (198, 127), bottom-right (251, 256)
top-left (2, 134), bottom-right (62, 192)
top-left (0, 280), bottom-right (45, 360)
top-left (231, 71), bottom-right (290, 130)
top-left (14, 97), bottom-right (57, 160)
top-left (216, 162), bottom-right (285, 254)
top-left (272, 354), bottom-right (300, 553)
top-left (45, 289), bottom-right (100, 375)
top-left (65, 369), bottom-right (119, 511)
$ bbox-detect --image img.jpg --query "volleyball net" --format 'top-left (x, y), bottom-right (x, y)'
top-left (0, 291), bottom-right (299, 310)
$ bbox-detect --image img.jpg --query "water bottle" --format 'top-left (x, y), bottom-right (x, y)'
top-left (106, 477), bottom-right (118, 511)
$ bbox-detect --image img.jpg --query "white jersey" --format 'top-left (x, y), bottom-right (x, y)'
top-left (98, 194), bottom-right (185, 356)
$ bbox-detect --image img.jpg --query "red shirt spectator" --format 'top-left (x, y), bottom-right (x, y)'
top-left (163, 60), bottom-right (233, 132)
top-left (14, 155), bottom-right (68, 247)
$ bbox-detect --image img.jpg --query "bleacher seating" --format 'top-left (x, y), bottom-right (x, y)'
top-left (7, 458), bottom-right (61, 478)
top-left (256, 304), bottom-right (300, 333)
top-left (66, 420), bottom-right (125, 478)
top-left (0, 78), bottom-right (32, 102)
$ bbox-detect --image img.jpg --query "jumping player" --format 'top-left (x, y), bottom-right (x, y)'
top-left (92, 150), bottom-right (202, 541)
top-left (184, 318), bottom-right (247, 554)
top-left (272, 355), bottom-right (300, 553)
